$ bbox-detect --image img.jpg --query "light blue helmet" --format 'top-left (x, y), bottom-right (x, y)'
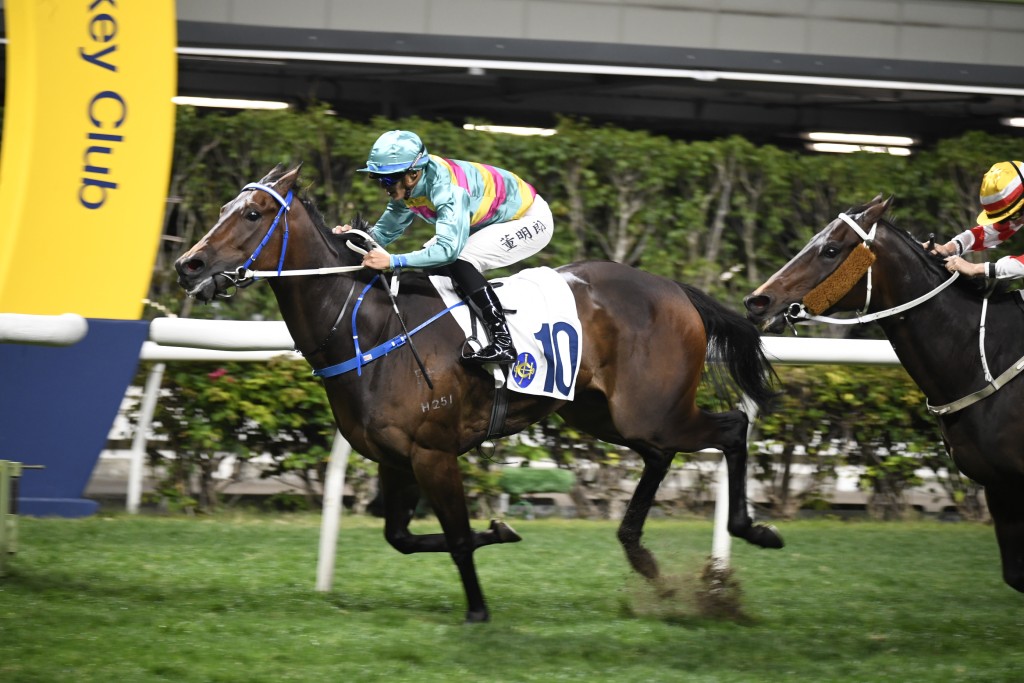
top-left (358, 130), bottom-right (429, 174)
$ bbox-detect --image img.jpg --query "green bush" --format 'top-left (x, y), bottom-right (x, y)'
top-left (498, 467), bottom-right (575, 496)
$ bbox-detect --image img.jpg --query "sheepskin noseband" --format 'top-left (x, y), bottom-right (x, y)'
top-left (802, 243), bottom-right (877, 316)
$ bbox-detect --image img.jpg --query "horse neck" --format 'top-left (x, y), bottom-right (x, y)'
top-left (264, 210), bottom-right (369, 358)
top-left (869, 231), bottom-right (985, 402)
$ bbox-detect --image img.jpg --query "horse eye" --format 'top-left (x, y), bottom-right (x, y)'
top-left (244, 209), bottom-right (261, 222)
top-left (823, 244), bottom-right (841, 258)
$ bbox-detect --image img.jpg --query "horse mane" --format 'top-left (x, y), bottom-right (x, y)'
top-left (867, 210), bottom-right (1011, 299)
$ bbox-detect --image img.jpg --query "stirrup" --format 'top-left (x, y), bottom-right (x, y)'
top-left (462, 345), bottom-right (515, 366)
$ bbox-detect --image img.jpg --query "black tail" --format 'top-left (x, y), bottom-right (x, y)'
top-left (678, 282), bottom-right (779, 413)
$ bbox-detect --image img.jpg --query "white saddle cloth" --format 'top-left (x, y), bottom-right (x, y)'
top-left (429, 266), bottom-right (582, 400)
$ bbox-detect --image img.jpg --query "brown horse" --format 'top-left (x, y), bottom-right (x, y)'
top-left (745, 195), bottom-right (1024, 593)
top-left (175, 164), bottom-right (782, 622)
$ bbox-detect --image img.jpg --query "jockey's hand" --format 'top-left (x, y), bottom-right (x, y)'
top-left (362, 247), bottom-right (392, 271)
top-left (925, 240), bottom-right (958, 257)
top-left (332, 224), bottom-right (352, 234)
top-left (944, 255), bottom-right (985, 277)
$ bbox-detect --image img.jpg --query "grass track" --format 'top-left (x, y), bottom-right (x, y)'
top-left (1, 514), bottom-right (1022, 682)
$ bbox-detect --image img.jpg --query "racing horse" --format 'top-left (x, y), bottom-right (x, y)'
top-left (175, 164), bottom-right (783, 622)
top-left (744, 194), bottom-right (1024, 593)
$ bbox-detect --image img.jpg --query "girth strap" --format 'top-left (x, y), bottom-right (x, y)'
top-left (485, 385), bottom-right (511, 440)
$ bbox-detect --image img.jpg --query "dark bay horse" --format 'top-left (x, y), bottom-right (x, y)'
top-left (175, 164), bottom-right (782, 622)
top-left (744, 195), bottom-right (1024, 593)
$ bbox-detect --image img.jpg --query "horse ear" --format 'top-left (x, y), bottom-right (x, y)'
top-left (271, 162), bottom-right (303, 193)
top-left (863, 194), bottom-right (893, 224)
top-left (258, 163), bottom-right (286, 184)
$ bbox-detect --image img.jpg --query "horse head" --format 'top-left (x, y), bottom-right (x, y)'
top-left (744, 195), bottom-right (893, 333)
top-left (175, 163), bottom-right (304, 302)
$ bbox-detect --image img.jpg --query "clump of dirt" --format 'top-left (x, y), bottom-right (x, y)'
top-left (622, 556), bottom-right (748, 624)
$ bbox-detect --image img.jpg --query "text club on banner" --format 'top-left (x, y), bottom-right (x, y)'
top-left (0, 0), bottom-right (177, 319)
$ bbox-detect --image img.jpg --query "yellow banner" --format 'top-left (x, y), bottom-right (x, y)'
top-left (0, 0), bottom-right (177, 319)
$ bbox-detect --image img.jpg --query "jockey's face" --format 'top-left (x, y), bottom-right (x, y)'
top-left (1006, 208), bottom-right (1024, 226)
top-left (381, 170), bottom-right (420, 201)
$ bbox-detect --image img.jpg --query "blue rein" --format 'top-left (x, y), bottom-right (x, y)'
top-left (314, 284), bottom-right (466, 379)
top-left (238, 180), bottom-right (462, 380)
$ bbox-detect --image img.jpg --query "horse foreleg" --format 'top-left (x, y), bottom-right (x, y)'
top-left (713, 409), bottom-right (784, 549)
top-left (984, 485), bottom-right (1024, 592)
top-left (379, 464), bottom-right (446, 552)
top-left (410, 448), bottom-right (491, 623)
top-left (617, 449), bottom-right (672, 580)
top-left (379, 465), bottom-right (522, 555)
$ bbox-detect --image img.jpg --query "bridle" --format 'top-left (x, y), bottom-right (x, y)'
top-left (217, 181), bottom-right (369, 295)
top-left (784, 212), bottom-right (959, 328)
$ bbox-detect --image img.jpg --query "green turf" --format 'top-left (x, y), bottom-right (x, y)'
top-left (1, 514), bottom-right (1021, 682)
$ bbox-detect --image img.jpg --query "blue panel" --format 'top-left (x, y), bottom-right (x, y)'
top-left (0, 319), bottom-right (149, 517)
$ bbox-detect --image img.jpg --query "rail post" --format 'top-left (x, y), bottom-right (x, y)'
top-left (0, 461), bottom-right (45, 576)
top-left (0, 460), bottom-right (18, 575)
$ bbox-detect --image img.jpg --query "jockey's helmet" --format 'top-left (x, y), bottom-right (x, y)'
top-left (977, 160), bottom-right (1024, 225)
top-left (358, 130), bottom-right (429, 175)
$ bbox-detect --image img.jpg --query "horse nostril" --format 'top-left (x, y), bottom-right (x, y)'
top-left (744, 294), bottom-right (770, 315)
top-left (174, 256), bottom-right (205, 280)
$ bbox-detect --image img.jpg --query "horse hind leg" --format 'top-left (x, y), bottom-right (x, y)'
top-left (616, 412), bottom-right (781, 587)
top-left (617, 447), bottom-right (673, 580)
top-left (710, 408), bottom-right (784, 549)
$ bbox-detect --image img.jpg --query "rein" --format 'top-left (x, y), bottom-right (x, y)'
top-left (225, 181), bottom-right (440, 385)
top-left (219, 182), bottom-right (368, 288)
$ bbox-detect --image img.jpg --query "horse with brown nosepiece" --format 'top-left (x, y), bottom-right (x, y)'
top-left (175, 164), bottom-right (782, 623)
top-left (745, 195), bottom-right (1024, 594)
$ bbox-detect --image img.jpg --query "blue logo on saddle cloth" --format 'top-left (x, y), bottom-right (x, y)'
top-left (430, 267), bottom-right (582, 400)
top-left (512, 352), bottom-right (538, 388)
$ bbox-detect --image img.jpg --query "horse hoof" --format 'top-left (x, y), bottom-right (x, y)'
top-left (751, 523), bottom-right (785, 549)
top-left (490, 519), bottom-right (523, 543)
top-left (464, 610), bottom-right (490, 624)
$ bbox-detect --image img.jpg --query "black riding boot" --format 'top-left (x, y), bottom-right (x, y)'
top-left (464, 285), bottom-right (517, 365)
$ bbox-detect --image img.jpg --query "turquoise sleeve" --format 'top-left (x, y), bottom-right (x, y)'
top-left (391, 183), bottom-right (471, 269)
top-left (369, 200), bottom-right (415, 247)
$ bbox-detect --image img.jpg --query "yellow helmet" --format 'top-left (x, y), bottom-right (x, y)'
top-left (977, 161), bottom-right (1024, 225)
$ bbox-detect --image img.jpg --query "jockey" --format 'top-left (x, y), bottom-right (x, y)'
top-left (334, 129), bottom-right (554, 366)
top-left (932, 161), bottom-right (1024, 279)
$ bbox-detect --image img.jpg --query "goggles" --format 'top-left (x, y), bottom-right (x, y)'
top-left (369, 172), bottom-right (407, 189)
